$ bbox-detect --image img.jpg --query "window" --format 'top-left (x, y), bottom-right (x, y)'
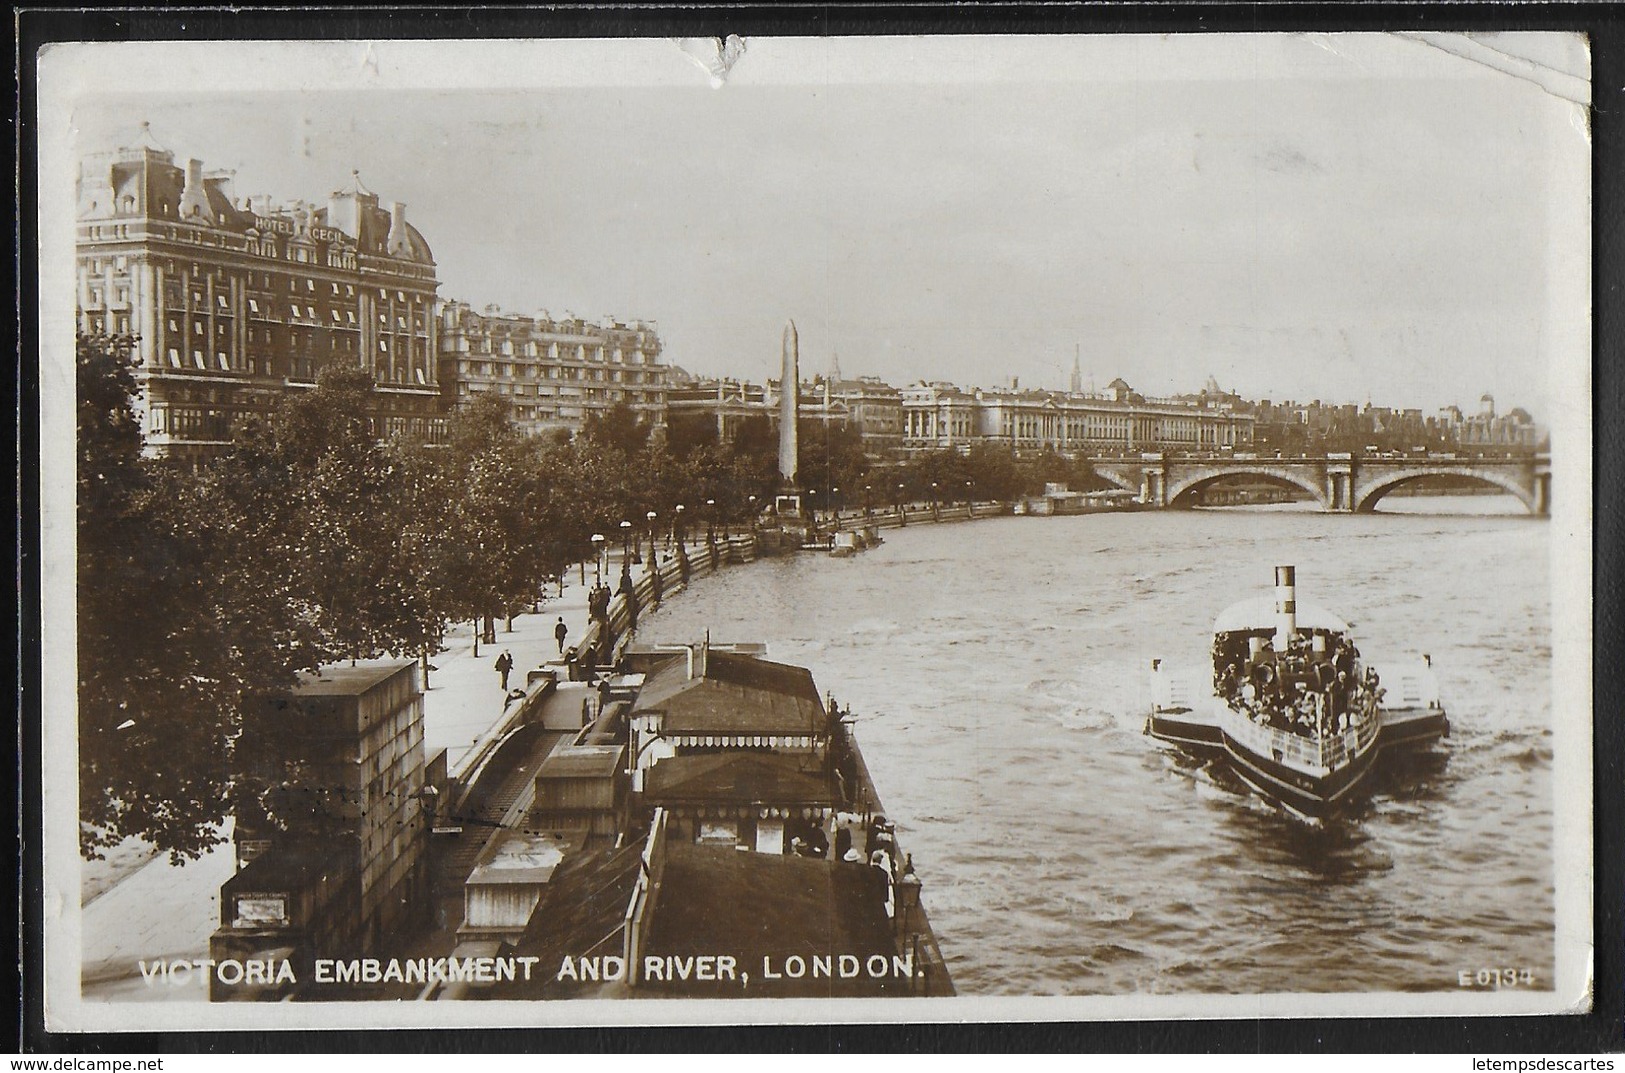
top-left (193, 322), bottom-right (203, 336)
top-left (168, 319), bottom-right (179, 333)
top-left (331, 283), bottom-right (339, 295)
top-left (306, 279), bottom-right (315, 291)
top-left (167, 348), bottom-right (180, 367)
top-left (192, 350), bottom-right (205, 369)
top-left (217, 353), bottom-right (229, 371)
top-left (248, 298), bottom-right (259, 314)
top-left (217, 294), bottom-right (228, 309)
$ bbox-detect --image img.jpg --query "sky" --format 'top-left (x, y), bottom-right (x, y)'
top-left (51, 33), bottom-right (1590, 419)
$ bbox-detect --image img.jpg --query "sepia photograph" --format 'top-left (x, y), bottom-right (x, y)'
top-left (32, 29), bottom-right (1593, 1031)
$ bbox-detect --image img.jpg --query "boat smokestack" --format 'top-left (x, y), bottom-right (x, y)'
top-left (1273, 565), bottom-right (1297, 652)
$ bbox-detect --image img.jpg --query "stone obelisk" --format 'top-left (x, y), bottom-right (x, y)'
top-left (779, 319), bottom-right (799, 487)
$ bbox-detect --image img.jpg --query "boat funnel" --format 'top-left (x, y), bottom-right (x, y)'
top-left (1272, 565), bottom-right (1297, 652)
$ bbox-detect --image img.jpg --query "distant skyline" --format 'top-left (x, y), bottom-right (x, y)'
top-left (53, 34), bottom-right (1589, 419)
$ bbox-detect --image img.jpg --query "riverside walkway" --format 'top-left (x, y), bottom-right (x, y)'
top-left (76, 506), bottom-right (1002, 1000)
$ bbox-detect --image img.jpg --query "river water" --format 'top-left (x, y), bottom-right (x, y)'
top-left (637, 495), bottom-right (1554, 996)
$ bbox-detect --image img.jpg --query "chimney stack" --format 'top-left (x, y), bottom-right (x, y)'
top-left (386, 201), bottom-right (411, 257)
top-left (178, 158), bottom-right (211, 221)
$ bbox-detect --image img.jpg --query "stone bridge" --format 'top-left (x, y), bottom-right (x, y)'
top-left (1089, 452), bottom-right (1550, 515)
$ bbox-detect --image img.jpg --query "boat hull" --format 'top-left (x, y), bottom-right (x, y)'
top-left (1145, 711), bottom-right (1224, 755)
top-left (1219, 726), bottom-right (1380, 821)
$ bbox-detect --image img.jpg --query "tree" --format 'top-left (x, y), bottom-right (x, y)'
top-left (77, 335), bottom-right (314, 861)
top-left (436, 394), bottom-right (554, 645)
top-left (796, 421), bottom-right (870, 511)
top-left (581, 400), bottom-right (651, 456)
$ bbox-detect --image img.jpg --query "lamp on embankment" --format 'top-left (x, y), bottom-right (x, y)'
top-left (591, 533), bottom-right (606, 584)
top-left (706, 499), bottom-right (716, 543)
top-left (896, 869), bottom-right (922, 940)
top-left (646, 511), bottom-right (658, 565)
top-left (674, 503), bottom-right (684, 550)
top-left (619, 519), bottom-right (633, 565)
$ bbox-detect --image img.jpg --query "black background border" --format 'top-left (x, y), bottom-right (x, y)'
top-left (14, 2), bottom-right (1623, 1054)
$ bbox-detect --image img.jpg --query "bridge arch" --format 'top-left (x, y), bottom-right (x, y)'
top-left (1164, 467), bottom-right (1329, 510)
top-left (1090, 467), bottom-right (1141, 494)
top-left (1352, 467), bottom-right (1538, 514)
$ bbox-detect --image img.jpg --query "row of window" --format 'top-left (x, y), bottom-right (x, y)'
top-left (451, 338), bottom-right (653, 364)
top-left (149, 403), bottom-right (442, 443)
top-left (91, 256), bottom-right (429, 303)
top-left (454, 360), bottom-right (665, 385)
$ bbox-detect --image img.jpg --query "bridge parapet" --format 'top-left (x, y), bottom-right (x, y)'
top-left (1087, 453), bottom-right (1549, 515)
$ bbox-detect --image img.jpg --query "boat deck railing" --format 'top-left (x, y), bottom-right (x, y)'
top-left (1221, 699), bottom-right (1378, 773)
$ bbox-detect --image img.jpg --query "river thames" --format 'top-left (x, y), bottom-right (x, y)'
top-left (637, 495), bottom-right (1554, 995)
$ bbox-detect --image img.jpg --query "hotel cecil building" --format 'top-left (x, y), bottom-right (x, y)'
top-left (75, 129), bottom-right (444, 459)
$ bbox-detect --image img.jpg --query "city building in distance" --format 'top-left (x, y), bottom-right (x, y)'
top-left (75, 127), bottom-right (443, 459)
top-left (437, 300), bottom-right (669, 440)
top-left (900, 376), bottom-right (1255, 457)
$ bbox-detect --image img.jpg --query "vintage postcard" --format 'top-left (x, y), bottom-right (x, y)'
top-left (33, 31), bottom-right (1593, 1030)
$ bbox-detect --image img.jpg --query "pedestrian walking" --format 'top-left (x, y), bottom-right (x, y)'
top-left (495, 649), bottom-right (514, 691)
top-left (554, 616), bottom-right (569, 654)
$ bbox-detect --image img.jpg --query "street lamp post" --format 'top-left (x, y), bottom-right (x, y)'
top-left (706, 499), bottom-right (716, 544)
top-left (674, 504), bottom-right (685, 551)
top-left (832, 486), bottom-right (840, 521)
top-left (965, 479), bottom-right (973, 514)
top-left (619, 519), bottom-right (633, 571)
top-left (897, 482), bottom-right (906, 525)
top-left (591, 533), bottom-right (606, 585)
top-left (646, 511), bottom-right (658, 565)
top-left (863, 484), bottom-right (872, 517)
top-left (931, 481), bottom-right (939, 521)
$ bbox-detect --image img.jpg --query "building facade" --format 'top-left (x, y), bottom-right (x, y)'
top-left (76, 129), bottom-right (443, 459)
top-left (437, 300), bottom-right (669, 439)
top-left (824, 376), bottom-right (904, 459)
top-left (666, 376), bottom-right (773, 445)
top-left (902, 377), bottom-right (1254, 456)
